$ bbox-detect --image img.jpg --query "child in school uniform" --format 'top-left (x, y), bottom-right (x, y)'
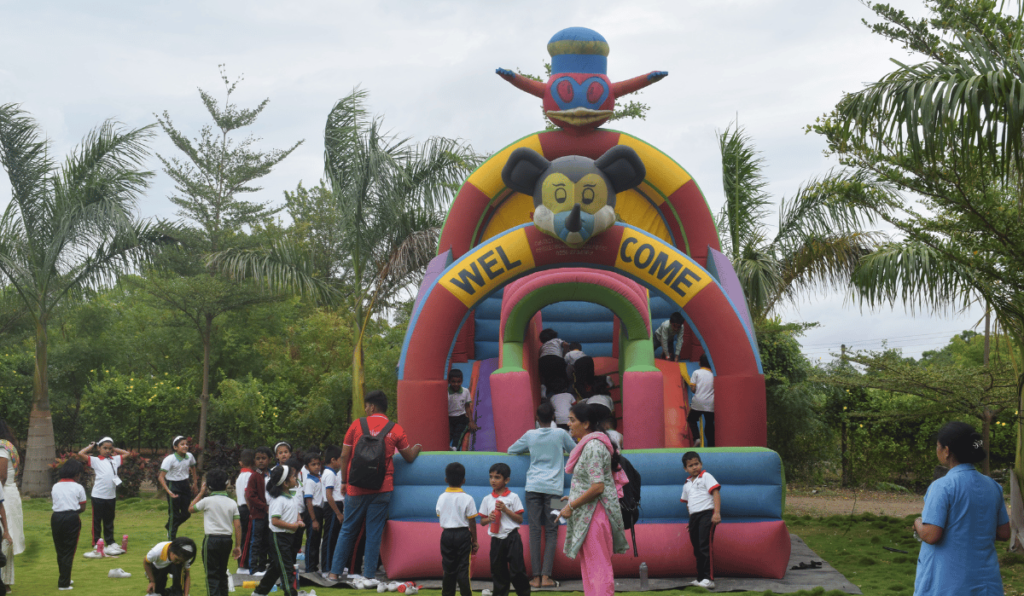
top-left (51, 458), bottom-right (86, 591)
top-left (478, 463), bottom-right (531, 596)
top-left (301, 452), bottom-right (325, 573)
top-left (234, 449), bottom-right (255, 574)
top-left (538, 328), bottom-right (567, 394)
top-left (158, 436), bottom-right (198, 540)
top-left (189, 469), bottom-right (241, 596)
top-left (681, 451), bottom-right (721, 590)
top-left (253, 464), bottom-right (305, 596)
top-left (142, 537), bottom-right (197, 596)
top-left (245, 446), bottom-right (273, 575)
top-left (75, 436), bottom-right (129, 556)
top-left (436, 462), bottom-right (478, 596)
top-left (319, 445), bottom-right (343, 578)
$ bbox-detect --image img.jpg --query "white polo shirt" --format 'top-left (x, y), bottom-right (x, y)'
top-left (88, 455), bottom-right (122, 500)
top-left (146, 541), bottom-right (193, 569)
top-left (194, 492), bottom-right (239, 536)
top-left (52, 479), bottom-right (87, 512)
top-left (235, 468), bottom-right (253, 508)
top-left (690, 368), bottom-right (715, 412)
top-left (436, 488), bottom-right (477, 529)
top-left (448, 387), bottom-right (472, 417)
top-left (478, 489), bottom-right (524, 539)
top-left (303, 473), bottom-right (325, 507)
top-left (681, 470), bottom-right (721, 514)
top-left (160, 452), bottom-right (195, 482)
top-left (269, 492), bottom-right (300, 534)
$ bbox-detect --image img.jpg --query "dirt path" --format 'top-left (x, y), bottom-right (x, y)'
top-left (786, 489), bottom-right (924, 518)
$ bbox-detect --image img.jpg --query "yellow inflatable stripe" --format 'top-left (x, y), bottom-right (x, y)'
top-left (481, 193), bottom-right (534, 241)
top-left (680, 363), bottom-right (692, 386)
top-left (616, 134), bottom-right (690, 197)
top-left (615, 188), bottom-right (671, 243)
top-left (467, 135), bottom-right (544, 197)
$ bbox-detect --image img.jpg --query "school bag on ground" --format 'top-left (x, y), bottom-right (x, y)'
top-left (618, 454), bottom-right (642, 556)
top-left (348, 418), bottom-right (396, 490)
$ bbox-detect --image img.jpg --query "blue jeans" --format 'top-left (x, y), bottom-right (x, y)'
top-left (330, 491), bottom-right (392, 579)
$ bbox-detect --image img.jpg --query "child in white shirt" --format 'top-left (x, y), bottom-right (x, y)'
top-left (253, 465), bottom-right (304, 596)
top-left (51, 459), bottom-right (87, 591)
top-left (189, 468), bottom-right (241, 596)
top-left (478, 463), bottom-right (530, 596)
top-left (75, 436), bottom-right (129, 555)
top-left (681, 451), bottom-right (721, 589)
top-left (436, 462), bottom-right (478, 596)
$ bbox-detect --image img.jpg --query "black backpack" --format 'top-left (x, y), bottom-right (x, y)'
top-left (618, 455), bottom-right (642, 556)
top-left (347, 418), bottom-right (396, 490)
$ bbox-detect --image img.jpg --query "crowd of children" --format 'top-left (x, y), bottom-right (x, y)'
top-left (40, 315), bottom-right (717, 593)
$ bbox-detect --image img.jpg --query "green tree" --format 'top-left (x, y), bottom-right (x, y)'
top-left (212, 87), bottom-right (479, 417)
top-left (716, 122), bottom-right (888, 320)
top-left (0, 104), bottom-right (174, 493)
top-left (810, 1), bottom-right (1024, 539)
top-left (149, 67), bottom-right (301, 465)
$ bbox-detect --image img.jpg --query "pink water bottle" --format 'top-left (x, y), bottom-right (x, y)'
top-left (121, 534), bottom-right (128, 552)
top-left (97, 538), bottom-right (106, 558)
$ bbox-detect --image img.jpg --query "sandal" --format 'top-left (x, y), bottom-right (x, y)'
top-left (540, 580), bottom-right (561, 588)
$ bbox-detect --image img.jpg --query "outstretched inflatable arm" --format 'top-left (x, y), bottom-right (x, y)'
top-left (496, 68), bottom-right (546, 99)
top-left (612, 71), bottom-right (669, 97)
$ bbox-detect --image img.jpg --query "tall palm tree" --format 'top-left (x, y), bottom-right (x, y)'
top-left (716, 123), bottom-right (887, 321)
top-left (212, 87), bottom-right (479, 418)
top-left (0, 104), bottom-right (175, 494)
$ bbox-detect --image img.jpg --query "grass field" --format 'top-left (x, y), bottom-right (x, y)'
top-left (7, 493), bottom-right (1024, 595)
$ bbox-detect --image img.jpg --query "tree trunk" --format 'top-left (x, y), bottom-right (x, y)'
top-left (841, 421), bottom-right (851, 487)
top-left (22, 316), bottom-right (55, 495)
top-left (352, 336), bottom-right (365, 420)
top-left (982, 408), bottom-right (993, 476)
top-left (197, 313), bottom-right (213, 471)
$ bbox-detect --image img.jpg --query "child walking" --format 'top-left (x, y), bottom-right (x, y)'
top-left (319, 445), bottom-right (343, 577)
top-left (159, 436), bottom-right (198, 540)
top-left (301, 451), bottom-right (325, 573)
top-left (51, 458), bottom-right (86, 591)
top-left (189, 469), bottom-right (241, 596)
top-left (143, 537), bottom-right (197, 596)
top-left (253, 464), bottom-right (305, 596)
top-left (234, 449), bottom-right (255, 574)
top-left (436, 462), bottom-right (478, 596)
top-left (244, 446), bottom-right (273, 575)
top-left (76, 436), bottom-right (129, 556)
top-left (478, 463), bottom-right (531, 596)
top-left (681, 451), bottom-right (721, 589)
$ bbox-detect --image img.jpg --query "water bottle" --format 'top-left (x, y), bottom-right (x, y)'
top-left (97, 538), bottom-right (106, 558)
top-left (121, 534), bottom-right (128, 552)
top-left (639, 562), bottom-right (649, 591)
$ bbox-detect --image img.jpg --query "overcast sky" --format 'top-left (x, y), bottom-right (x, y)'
top-left (0, 0), bottom-right (983, 360)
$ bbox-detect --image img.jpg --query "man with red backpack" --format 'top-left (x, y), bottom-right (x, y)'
top-left (326, 390), bottom-right (422, 587)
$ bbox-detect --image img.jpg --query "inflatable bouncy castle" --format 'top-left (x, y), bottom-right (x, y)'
top-left (385, 27), bottom-right (790, 580)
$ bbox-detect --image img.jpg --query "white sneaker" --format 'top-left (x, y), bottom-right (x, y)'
top-left (58, 587), bottom-right (73, 591)
top-left (108, 567), bottom-right (132, 578)
top-left (252, 569), bottom-right (267, 576)
top-left (698, 579), bottom-right (716, 589)
top-left (104, 544), bottom-right (123, 556)
top-left (482, 590), bottom-right (493, 596)
top-left (689, 580), bottom-right (702, 587)
top-left (237, 567), bottom-right (250, 575)
top-left (83, 547), bottom-right (102, 559)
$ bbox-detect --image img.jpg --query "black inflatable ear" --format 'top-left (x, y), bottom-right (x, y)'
top-left (502, 147), bottom-right (551, 196)
top-left (595, 145), bottom-right (646, 193)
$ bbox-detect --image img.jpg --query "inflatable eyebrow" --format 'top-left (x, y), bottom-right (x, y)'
top-left (496, 27), bottom-right (667, 132)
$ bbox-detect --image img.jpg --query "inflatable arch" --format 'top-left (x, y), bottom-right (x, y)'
top-left (388, 26), bottom-right (788, 581)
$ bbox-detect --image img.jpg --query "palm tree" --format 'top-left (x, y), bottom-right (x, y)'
top-left (0, 104), bottom-right (175, 494)
top-left (716, 123), bottom-right (887, 321)
top-left (212, 87), bottom-right (479, 418)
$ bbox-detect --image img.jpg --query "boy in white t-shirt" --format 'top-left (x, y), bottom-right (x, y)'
top-left (546, 377), bottom-right (576, 430)
top-left (143, 536), bottom-right (197, 596)
top-left (301, 452), bottom-right (325, 573)
top-left (478, 463), bottom-right (530, 596)
top-left (75, 436), bottom-right (129, 556)
top-left (234, 449), bottom-right (255, 574)
top-left (447, 369), bottom-right (477, 451)
top-left (51, 458), bottom-right (87, 591)
top-left (538, 328), bottom-right (568, 393)
top-left (189, 469), bottom-right (241, 596)
top-left (688, 354), bottom-right (715, 447)
top-left (158, 436), bottom-right (198, 540)
top-left (681, 451), bottom-right (721, 590)
top-left (319, 446), bottom-right (344, 577)
top-left (436, 462), bottom-right (478, 596)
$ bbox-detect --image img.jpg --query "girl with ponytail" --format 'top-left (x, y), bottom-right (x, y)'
top-left (252, 465), bottom-right (304, 596)
top-left (913, 421), bottom-right (1010, 595)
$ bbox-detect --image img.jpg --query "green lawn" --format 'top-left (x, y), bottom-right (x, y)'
top-left (8, 495), bottom-right (1024, 595)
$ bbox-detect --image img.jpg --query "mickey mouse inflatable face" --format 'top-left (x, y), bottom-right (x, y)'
top-left (501, 145), bottom-right (646, 247)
